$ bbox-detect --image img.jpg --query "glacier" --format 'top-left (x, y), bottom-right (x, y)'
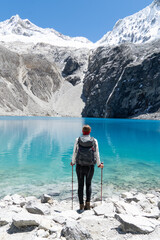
top-left (97, 0), bottom-right (160, 46)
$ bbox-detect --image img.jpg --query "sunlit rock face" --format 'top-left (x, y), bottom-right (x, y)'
top-left (0, 45), bottom-right (62, 116)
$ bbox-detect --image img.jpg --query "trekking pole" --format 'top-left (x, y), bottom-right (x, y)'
top-left (101, 162), bottom-right (103, 204)
top-left (72, 165), bottom-right (73, 210)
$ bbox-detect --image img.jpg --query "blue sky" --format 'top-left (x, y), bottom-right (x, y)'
top-left (0, 0), bottom-right (153, 42)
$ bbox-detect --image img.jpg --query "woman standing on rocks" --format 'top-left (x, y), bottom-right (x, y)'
top-left (71, 125), bottom-right (104, 211)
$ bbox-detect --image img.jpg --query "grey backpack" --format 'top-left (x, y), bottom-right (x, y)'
top-left (76, 137), bottom-right (96, 166)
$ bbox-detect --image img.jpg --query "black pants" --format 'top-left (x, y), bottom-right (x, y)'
top-left (76, 164), bottom-right (94, 204)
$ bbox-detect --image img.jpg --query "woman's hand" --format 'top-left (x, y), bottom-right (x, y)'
top-left (98, 163), bottom-right (104, 169)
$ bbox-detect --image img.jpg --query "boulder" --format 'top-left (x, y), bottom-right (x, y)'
top-left (52, 214), bottom-right (66, 225)
top-left (11, 194), bottom-right (26, 206)
top-left (121, 192), bottom-right (134, 200)
top-left (61, 219), bottom-right (93, 240)
top-left (41, 194), bottom-right (53, 204)
top-left (26, 201), bottom-right (50, 215)
top-left (94, 202), bottom-right (115, 217)
top-left (138, 198), bottom-right (153, 212)
top-left (12, 212), bottom-right (40, 228)
top-left (142, 207), bottom-right (160, 219)
top-left (0, 218), bottom-right (10, 227)
top-left (38, 218), bottom-right (57, 233)
top-left (36, 229), bottom-right (49, 238)
top-left (52, 210), bottom-right (80, 225)
top-left (0, 210), bottom-right (14, 226)
top-left (3, 195), bottom-right (13, 202)
top-left (115, 214), bottom-right (160, 234)
top-left (114, 201), bottom-right (142, 216)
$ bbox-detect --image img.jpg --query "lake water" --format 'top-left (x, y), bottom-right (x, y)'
top-left (0, 116), bottom-right (160, 200)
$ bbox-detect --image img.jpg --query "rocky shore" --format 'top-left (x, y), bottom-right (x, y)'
top-left (0, 190), bottom-right (160, 240)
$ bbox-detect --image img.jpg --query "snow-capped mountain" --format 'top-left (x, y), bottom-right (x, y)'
top-left (1, 0), bottom-right (160, 50)
top-left (0, 15), bottom-right (93, 48)
top-left (1, 0), bottom-right (160, 119)
top-left (97, 0), bottom-right (160, 46)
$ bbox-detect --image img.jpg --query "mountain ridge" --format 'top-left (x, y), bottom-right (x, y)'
top-left (97, 0), bottom-right (160, 46)
top-left (1, 0), bottom-right (160, 49)
top-left (0, 15), bottom-right (93, 49)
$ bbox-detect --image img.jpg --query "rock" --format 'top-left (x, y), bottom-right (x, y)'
top-left (62, 56), bottom-right (80, 77)
top-left (65, 76), bottom-right (81, 86)
top-left (138, 198), bottom-right (152, 212)
top-left (142, 207), bottom-right (160, 219)
top-left (61, 219), bottom-right (93, 240)
top-left (0, 219), bottom-right (8, 227)
top-left (25, 196), bottom-right (38, 202)
top-left (38, 218), bottom-right (56, 232)
top-left (60, 210), bottom-right (80, 220)
top-left (41, 194), bottom-right (53, 204)
top-left (0, 210), bottom-right (14, 226)
top-left (120, 192), bottom-right (147, 203)
top-left (26, 201), bottom-right (50, 215)
top-left (121, 192), bottom-right (134, 200)
top-left (36, 229), bottom-right (49, 238)
top-left (131, 193), bottom-right (147, 202)
top-left (3, 195), bottom-right (13, 202)
top-left (115, 213), bottom-right (160, 234)
top-left (0, 202), bottom-right (6, 208)
top-left (9, 205), bottom-right (22, 213)
top-left (11, 194), bottom-right (26, 207)
top-left (158, 201), bottom-right (160, 210)
top-left (52, 210), bottom-right (80, 225)
top-left (12, 212), bottom-right (40, 228)
top-left (52, 214), bottom-right (66, 225)
top-left (114, 201), bottom-right (142, 216)
top-left (94, 203), bottom-right (115, 217)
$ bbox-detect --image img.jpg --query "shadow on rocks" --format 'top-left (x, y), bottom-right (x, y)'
top-left (114, 226), bottom-right (141, 235)
top-left (7, 223), bottom-right (36, 234)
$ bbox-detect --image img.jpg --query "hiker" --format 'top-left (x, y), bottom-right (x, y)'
top-left (71, 125), bottom-right (104, 211)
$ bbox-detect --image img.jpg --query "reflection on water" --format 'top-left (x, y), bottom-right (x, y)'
top-left (0, 117), bottom-right (160, 199)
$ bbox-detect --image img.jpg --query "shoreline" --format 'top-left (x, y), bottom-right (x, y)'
top-left (0, 190), bottom-right (160, 240)
top-left (0, 113), bottom-right (160, 121)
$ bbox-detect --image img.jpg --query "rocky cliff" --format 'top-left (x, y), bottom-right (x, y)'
top-left (0, 42), bottom-right (89, 117)
top-left (1, 40), bottom-right (160, 119)
top-left (82, 40), bottom-right (160, 118)
top-left (0, 45), bottom-right (62, 116)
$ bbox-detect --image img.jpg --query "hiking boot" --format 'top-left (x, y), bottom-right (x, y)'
top-left (84, 202), bottom-right (90, 210)
top-left (80, 204), bottom-right (84, 210)
top-left (77, 204), bottom-right (84, 214)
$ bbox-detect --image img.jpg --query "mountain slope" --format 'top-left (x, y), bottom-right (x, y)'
top-left (97, 0), bottom-right (160, 46)
top-left (82, 39), bottom-right (160, 119)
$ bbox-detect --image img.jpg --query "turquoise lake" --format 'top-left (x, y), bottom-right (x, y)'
top-left (0, 116), bottom-right (160, 200)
